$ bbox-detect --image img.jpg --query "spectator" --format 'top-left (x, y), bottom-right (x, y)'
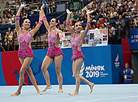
top-left (2, 14), bottom-right (9, 23)
top-left (72, 10), bottom-right (80, 24)
top-left (59, 21), bottom-right (68, 32)
top-left (97, 1), bottom-right (101, 10)
top-left (115, 15), bottom-right (125, 38)
top-left (43, 32), bottom-right (48, 49)
top-left (101, 23), bottom-right (106, 29)
top-left (86, 5), bottom-right (91, 11)
top-left (5, 27), bottom-right (13, 51)
top-left (13, 29), bottom-right (18, 51)
top-left (8, 14), bottom-right (14, 24)
top-left (112, 1), bottom-right (119, 10)
top-left (134, 17), bottom-right (138, 28)
top-left (103, 8), bottom-right (109, 18)
top-left (107, 3), bottom-right (111, 12)
top-left (110, 8), bottom-right (118, 19)
top-left (5, 2), bottom-right (10, 10)
top-left (0, 33), bottom-right (5, 51)
top-left (21, 9), bottom-right (28, 19)
top-left (91, 23), bottom-right (97, 30)
top-left (96, 20), bottom-right (102, 29)
top-left (80, 10), bottom-right (87, 23)
top-left (11, 11), bottom-right (15, 23)
top-left (118, 6), bottom-right (125, 17)
top-left (32, 21), bottom-right (41, 40)
top-left (123, 63), bottom-right (134, 84)
top-left (95, 11), bottom-right (100, 20)
top-left (91, 3), bottom-right (97, 11)
top-left (101, 0), bottom-right (106, 10)
top-left (50, 1), bottom-right (57, 12)
top-left (104, 17), bottom-right (110, 26)
top-left (116, 0), bottom-right (121, 4)
top-left (108, 23), bottom-right (116, 44)
top-left (129, 2), bottom-right (134, 10)
top-left (110, 8), bottom-right (115, 19)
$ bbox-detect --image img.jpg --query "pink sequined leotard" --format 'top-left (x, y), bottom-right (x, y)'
top-left (18, 31), bottom-right (34, 59)
top-left (71, 34), bottom-right (85, 61)
top-left (47, 29), bottom-right (64, 58)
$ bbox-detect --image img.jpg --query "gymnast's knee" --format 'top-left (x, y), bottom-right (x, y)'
top-left (41, 66), bottom-right (47, 72)
top-left (72, 74), bottom-right (79, 78)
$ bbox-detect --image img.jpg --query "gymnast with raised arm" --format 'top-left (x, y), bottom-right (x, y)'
top-left (66, 9), bottom-right (94, 95)
top-left (11, 3), bottom-right (42, 96)
top-left (41, 4), bottom-right (67, 93)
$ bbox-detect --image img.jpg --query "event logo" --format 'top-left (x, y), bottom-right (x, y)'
top-left (114, 54), bottom-right (120, 68)
top-left (80, 63), bottom-right (108, 78)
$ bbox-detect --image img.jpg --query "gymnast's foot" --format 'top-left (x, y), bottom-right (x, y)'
top-left (89, 83), bottom-right (94, 93)
top-left (11, 91), bottom-right (21, 96)
top-left (58, 89), bottom-right (63, 93)
top-left (68, 91), bottom-right (79, 96)
top-left (37, 90), bottom-right (42, 95)
top-left (42, 85), bottom-right (52, 92)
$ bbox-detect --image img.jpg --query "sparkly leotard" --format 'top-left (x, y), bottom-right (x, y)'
top-left (71, 34), bottom-right (85, 61)
top-left (18, 31), bottom-right (34, 59)
top-left (47, 29), bottom-right (64, 57)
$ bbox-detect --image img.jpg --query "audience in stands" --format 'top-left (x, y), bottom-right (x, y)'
top-left (1, 0), bottom-right (138, 51)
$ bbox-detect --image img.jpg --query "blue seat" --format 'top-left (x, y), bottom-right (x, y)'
top-left (1, 29), bottom-right (8, 34)
top-left (0, 25), bottom-right (5, 30)
top-left (4, 24), bottom-right (11, 29)
top-left (10, 25), bottom-right (15, 29)
top-left (124, 18), bottom-right (128, 22)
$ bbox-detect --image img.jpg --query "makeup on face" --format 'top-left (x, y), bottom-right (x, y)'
top-left (75, 24), bottom-right (82, 27)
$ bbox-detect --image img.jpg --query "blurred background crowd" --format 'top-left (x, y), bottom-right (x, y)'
top-left (0, 0), bottom-right (138, 51)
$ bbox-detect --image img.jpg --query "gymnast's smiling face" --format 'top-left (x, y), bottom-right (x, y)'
top-left (50, 18), bottom-right (57, 27)
top-left (74, 22), bottom-right (82, 32)
top-left (23, 19), bottom-right (31, 30)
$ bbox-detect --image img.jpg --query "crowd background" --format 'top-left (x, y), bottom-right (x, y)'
top-left (0, 0), bottom-right (138, 51)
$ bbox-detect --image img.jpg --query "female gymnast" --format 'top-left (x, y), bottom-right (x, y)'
top-left (66, 9), bottom-right (94, 95)
top-left (11, 3), bottom-right (42, 96)
top-left (41, 4), bottom-right (66, 93)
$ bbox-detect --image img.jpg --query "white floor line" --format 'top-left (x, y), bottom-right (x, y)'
top-left (76, 96), bottom-right (138, 102)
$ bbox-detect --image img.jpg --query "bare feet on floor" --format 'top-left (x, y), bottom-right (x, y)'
top-left (68, 91), bottom-right (79, 96)
top-left (37, 90), bottom-right (42, 95)
top-left (89, 83), bottom-right (94, 93)
top-left (58, 89), bottom-right (63, 93)
top-left (42, 85), bottom-right (52, 92)
top-left (11, 91), bottom-right (21, 96)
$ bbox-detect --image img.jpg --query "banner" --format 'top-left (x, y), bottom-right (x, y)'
top-left (60, 28), bottom-right (108, 48)
top-left (0, 45), bottom-right (123, 85)
top-left (69, 1), bottom-right (80, 11)
top-left (129, 28), bottom-right (138, 50)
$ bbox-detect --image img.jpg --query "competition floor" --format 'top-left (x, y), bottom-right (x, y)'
top-left (0, 84), bottom-right (138, 102)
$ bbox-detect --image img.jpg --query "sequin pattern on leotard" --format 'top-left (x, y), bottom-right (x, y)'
top-left (18, 31), bottom-right (34, 59)
top-left (47, 29), bottom-right (64, 57)
top-left (71, 34), bottom-right (85, 61)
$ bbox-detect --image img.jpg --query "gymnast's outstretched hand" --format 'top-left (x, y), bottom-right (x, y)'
top-left (66, 9), bottom-right (72, 14)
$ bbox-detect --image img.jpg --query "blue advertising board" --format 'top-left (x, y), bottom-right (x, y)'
top-left (129, 29), bottom-right (138, 50)
top-left (0, 45), bottom-right (123, 85)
